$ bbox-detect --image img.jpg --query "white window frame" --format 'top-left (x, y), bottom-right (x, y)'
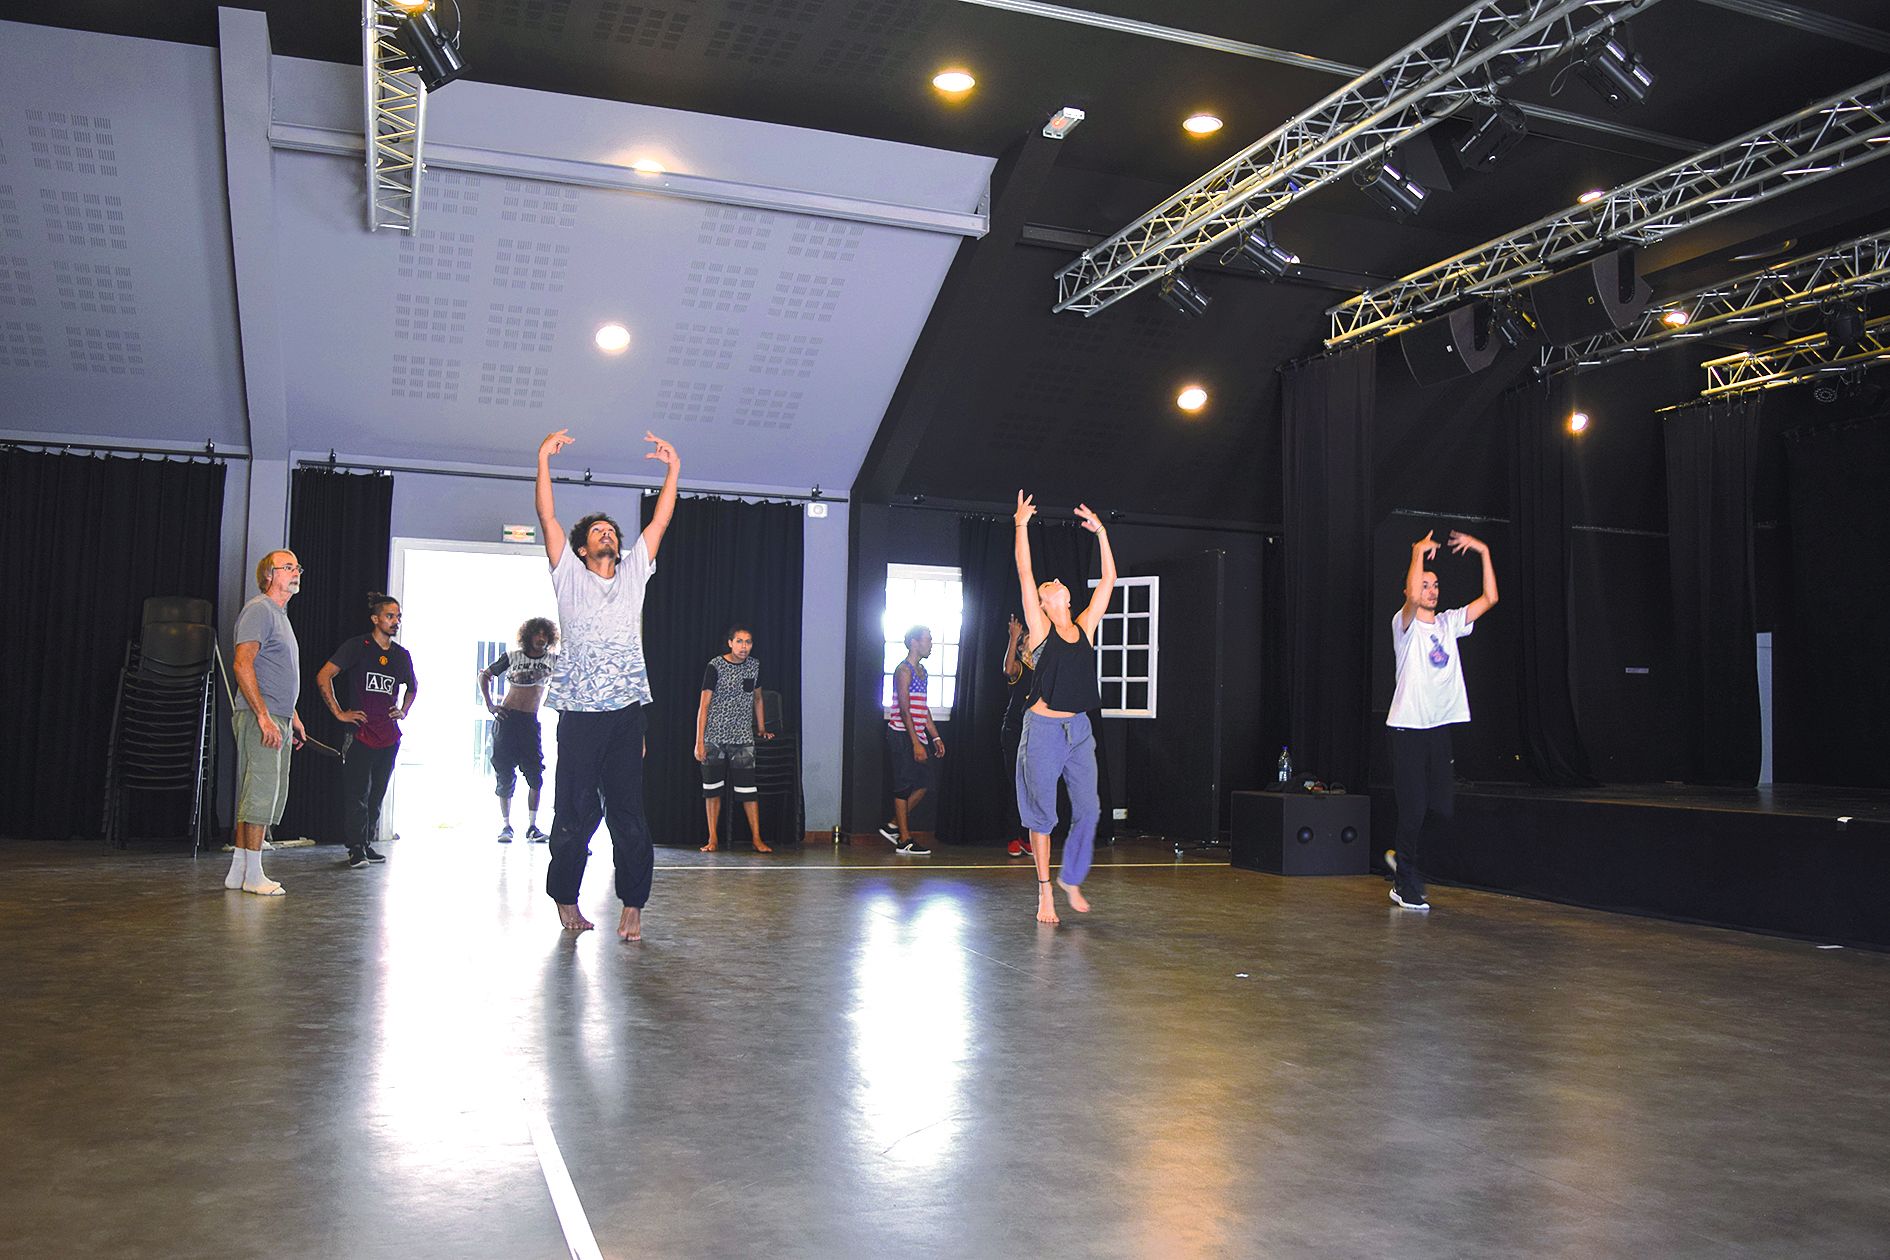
top-left (1090, 575), bottom-right (1158, 719)
top-left (883, 562), bottom-right (963, 720)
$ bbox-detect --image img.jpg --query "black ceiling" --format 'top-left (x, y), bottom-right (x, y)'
top-left (21, 0), bottom-right (1890, 518)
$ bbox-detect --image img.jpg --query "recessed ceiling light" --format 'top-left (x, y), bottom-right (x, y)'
top-left (1183, 114), bottom-right (1223, 136)
top-left (630, 158), bottom-right (665, 174)
top-left (1577, 189), bottom-right (1606, 203)
top-left (595, 324), bottom-right (631, 355)
top-left (932, 70), bottom-right (975, 95)
top-left (1177, 386), bottom-right (1209, 413)
top-left (1567, 410), bottom-right (1590, 434)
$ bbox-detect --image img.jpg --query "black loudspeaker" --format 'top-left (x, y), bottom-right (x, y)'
top-left (1528, 248), bottom-right (1653, 344)
top-left (1230, 791), bottom-right (1370, 875)
top-left (1401, 304), bottom-right (1501, 386)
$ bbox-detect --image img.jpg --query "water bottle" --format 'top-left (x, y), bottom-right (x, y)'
top-left (1277, 746), bottom-right (1293, 785)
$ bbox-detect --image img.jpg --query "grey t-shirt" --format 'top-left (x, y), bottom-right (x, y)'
top-left (234, 594), bottom-right (300, 715)
top-left (548, 535), bottom-right (655, 711)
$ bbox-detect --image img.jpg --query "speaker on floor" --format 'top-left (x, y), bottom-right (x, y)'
top-left (1529, 247), bottom-right (1653, 344)
top-left (1401, 303), bottom-right (1502, 386)
top-left (1229, 790), bottom-right (1370, 876)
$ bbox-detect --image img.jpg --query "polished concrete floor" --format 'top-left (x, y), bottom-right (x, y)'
top-left (2, 835), bottom-right (1887, 1259)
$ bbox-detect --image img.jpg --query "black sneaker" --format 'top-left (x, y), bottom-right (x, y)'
top-left (877, 823), bottom-right (899, 845)
top-left (525, 825), bottom-right (547, 843)
top-left (498, 825), bottom-right (515, 844)
top-left (346, 849), bottom-right (369, 870)
top-left (362, 845), bottom-right (387, 863)
top-left (1389, 887), bottom-right (1430, 912)
top-left (896, 840), bottom-right (931, 855)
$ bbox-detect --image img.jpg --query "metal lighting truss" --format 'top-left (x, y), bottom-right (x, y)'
top-left (1543, 228), bottom-right (1890, 376)
top-left (363, 0), bottom-right (429, 232)
top-left (1328, 70), bottom-right (1890, 347)
top-left (1698, 314), bottom-right (1890, 397)
top-left (1051, 0), bottom-right (1660, 316)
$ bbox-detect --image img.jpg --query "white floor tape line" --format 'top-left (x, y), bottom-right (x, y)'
top-left (526, 1104), bottom-right (605, 1260)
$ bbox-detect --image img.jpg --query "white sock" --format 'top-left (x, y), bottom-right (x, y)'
top-left (225, 847), bottom-right (246, 889)
top-left (243, 847), bottom-right (284, 896)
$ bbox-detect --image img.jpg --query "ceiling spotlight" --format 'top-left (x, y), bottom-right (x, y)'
top-left (1183, 114), bottom-right (1223, 136)
top-left (1455, 100), bottom-right (1528, 170)
top-left (1043, 107), bottom-right (1086, 140)
top-left (387, 0), bottom-right (432, 11)
top-left (595, 323), bottom-right (631, 355)
top-left (1577, 189), bottom-right (1606, 204)
top-left (1567, 410), bottom-right (1591, 434)
top-left (932, 69), bottom-right (975, 95)
top-left (394, 2), bottom-right (467, 90)
top-left (630, 158), bottom-right (666, 174)
top-left (1489, 300), bottom-right (1537, 348)
top-left (1661, 309), bottom-right (1691, 328)
top-left (1234, 223), bottom-right (1299, 277)
top-left (1177, 386), bottom-right (1209, 413)
top-left (1574, 31), bottom-right (1654, 109)
top-left (1824, 301), bottom-right (1867, 349)
top-left (1158, 271), bottom-right (1211, 319)
top-left (1358, 161), bottom-right (1428, 219)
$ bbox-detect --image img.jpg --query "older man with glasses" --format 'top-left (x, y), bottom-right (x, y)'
top-left (225, 550), bottom-right (308, 895)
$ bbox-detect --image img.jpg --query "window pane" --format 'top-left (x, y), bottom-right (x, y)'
top-left (1127, 616), bottom-right (1149, 646)
top-left (933, 675), bottom-right (956, 712)
top-left (880, 676), bottom-right (894, 709)
top-left (1099, 616), bottom-right (1123, 646)
top-left (1127, 681), bottom-right (1149, 710)
top-left (1127, 584), bottom-right (1147, 613)
top-left (935, 643), bottom-right (959, 677)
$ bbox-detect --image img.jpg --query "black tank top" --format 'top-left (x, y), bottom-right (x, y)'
top-left (1027, 625), bottom-right (1100, 714)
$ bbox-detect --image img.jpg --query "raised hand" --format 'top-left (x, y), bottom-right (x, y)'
top-left (1074, 502), bottom-right (1104, 534)
top-left (539, 428), bottom-right (575, 460)
top-left (1007, 613), bottom-right (1023, 638)
top-left (1447, 530), bottom-right (1486, 555)
top-left (1413, 530), bottom-right (1439, 560)
top-left (644, 431), bottom-right (679, 468)
top-left (1015, 490), bottom-right (1036, 528)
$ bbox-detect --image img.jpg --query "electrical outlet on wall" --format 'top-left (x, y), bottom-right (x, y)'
top-left (1112, 808), bottom-right (1128, 821)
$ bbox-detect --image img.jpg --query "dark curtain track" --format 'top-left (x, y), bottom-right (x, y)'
top-left (1776, 412), bottom-right (1890, 789)
top-left (1282, 348), bottom-right (1376, 791)
top-left (279, 468), bottom-right (394, 845)
top-left (1663, 398), bottom-right (1762, 786)
top-left (1506, 382), bottom-right (1597, 786)
top-left (0, 449), bottom-right (226, 840)
top-left (638, 496), bottom-right (805, 847)
top-left (939, 513), bottom-right (1112, 846)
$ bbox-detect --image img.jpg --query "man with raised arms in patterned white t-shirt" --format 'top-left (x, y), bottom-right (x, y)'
top-left (535, 426), bottom-right (681, 940)
top-left (1384, 529), bottom-right (1499, 912)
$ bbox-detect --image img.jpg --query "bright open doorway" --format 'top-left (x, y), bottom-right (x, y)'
top-left (390, 539), bottom-right (559, 840)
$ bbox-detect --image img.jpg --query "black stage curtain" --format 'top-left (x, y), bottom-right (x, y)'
top-left (1777, 413), bottom-right (1890, 788)
top-left (939, 513), bottom-right (1112, 846)
top-left (1663, 398), bottom-right (1762, 785)
top-left (639, 497), bottom-right (805, 847)
top-left (1282, 348), bottom-right (1376, 790)
top-left (0, 449), bottom-right (226, 840)
top-left (279, 468), bottom-right (394, 845)
top-left (1506, 382), bottom-right (1596, 786)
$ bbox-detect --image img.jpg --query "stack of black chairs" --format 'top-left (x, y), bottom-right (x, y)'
top-left (103, 596), bottom-right (218, 852)
top-left (753, 689), bottom-right (804, 848)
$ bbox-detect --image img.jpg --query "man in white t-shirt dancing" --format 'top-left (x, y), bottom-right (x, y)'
top-left (1384, 529), bottom-right (1499, 911)
top-left (535, 426), bottom-right (681, 939)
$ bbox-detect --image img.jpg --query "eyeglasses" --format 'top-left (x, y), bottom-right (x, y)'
top-left (273, 563), bottom-right (305, 574)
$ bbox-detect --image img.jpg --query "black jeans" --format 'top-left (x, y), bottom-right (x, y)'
top-left (341, 740), bottom-right (398, 855)
top-left (546, 705), bottom-right (652, 908)
top-left (1388, 725), bottom-right (1455, 899)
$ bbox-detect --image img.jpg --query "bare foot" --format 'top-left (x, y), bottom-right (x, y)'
top-left (1036, 883), bottom-right (1060, 925)
top-left (699, 841), bottom-right (719, 852)
top-left (1058, 879), bottom-right (1091, 913)
top-left (751, 839), bottom-right (773, 853)
top-left (617, 906), bottom-right (642, 941)
top-left (557, 903), bottom-right (594, 932)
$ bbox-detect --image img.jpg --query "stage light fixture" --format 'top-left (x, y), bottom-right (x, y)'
top-left (1567, 410), bottom-right (1591, 434)
top-left (1358, 161), bottom-right (1428, 219)
top-left (1177, 385), bottom-right (1208, 412)
top-left (595, 323), bottom-right (631, 354)
top-left (1662, 309), bottom-right (1691, 328)
top-left (1574, 32), bottom-right (1654, 109)
top-left (1183, 114), bottom-right (1223, 136)
top-left (1824, 301), bottom-right (1867, 349)
top-left (1455, 100), bottom-right (1528, 170)
top-left (1489, 299), bottom-right (1537, 348)
top-left (1158, 271), bottom-right (1211, 319)
top-left (1042, 107), bottom-right (1086, 140)
top-left (1235, 223), bottom-right (1299, 277)
top-left (1578, 189), bottom-right (1606, 204)
top-left (932, 69), bottom-right (975, 95)
top-left (394, 2), bottom-right (467, 90)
